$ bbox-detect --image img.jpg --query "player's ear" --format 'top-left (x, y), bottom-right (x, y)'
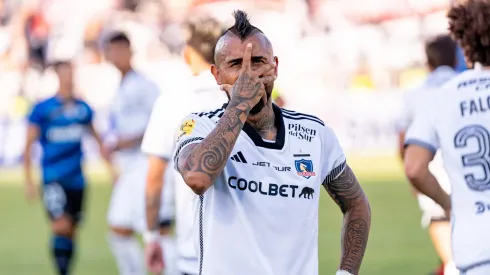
top-left (273, 56), bottom-right (279, 77)
top-left (210, 64), bottom-right (222, 85)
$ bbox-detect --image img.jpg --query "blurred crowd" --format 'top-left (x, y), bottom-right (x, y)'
top-left (0, 0), bottom-right (457, 163)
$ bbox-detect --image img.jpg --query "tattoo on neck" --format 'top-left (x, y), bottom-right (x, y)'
top-left (248, 106), bottom-right (276, 140)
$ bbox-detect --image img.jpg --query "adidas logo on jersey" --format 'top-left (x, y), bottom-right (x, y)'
top-left (231, 151), bottom-right (247, 163)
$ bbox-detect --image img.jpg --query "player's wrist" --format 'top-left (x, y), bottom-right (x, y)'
top-left (336, 270), bottom-right (354, 275)
top-left (143, 230), bottom-right (160, 243)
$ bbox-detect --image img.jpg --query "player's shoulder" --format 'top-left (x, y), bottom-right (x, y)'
top-left (189, 105), bottom-right (227, 121)
top-left (280, 108), bottom-right (325, 127)
top-left (440, 69), bottom-right (480, 91)
top-left (32, 96), bottom-right (57, 110)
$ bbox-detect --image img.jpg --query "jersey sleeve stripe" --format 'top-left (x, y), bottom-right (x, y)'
top-left (323, 160), bottom-right (347, 184)
top-left (281, 108), bottom-right (325, 125)
top-left (404, 138), bottom-right (437, 154)
top-left (193, 107), bottom-right (225, 118)
top-left (282, 113), bottom-right (325, 126)
top-left (173, 137), bottom-right (204, 168)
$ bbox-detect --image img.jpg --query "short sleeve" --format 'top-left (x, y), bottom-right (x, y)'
top-left (395, 92), bottom-right (413, 132)
top-left (320, 126), bottom-right (347, 184)
top-left (141, 96), bottom-right (185, 160)
top-left (27, 104), bottom-right (43, 126)
top-left (404, 108), bottom-right (439, 154)
top-left (83, 102), bottom-right (94, 124)
top-left (172, 114), bottom-right (214, 166)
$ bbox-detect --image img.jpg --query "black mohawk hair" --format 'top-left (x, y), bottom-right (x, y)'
top-left (226, 10), bottom-right (262, 40)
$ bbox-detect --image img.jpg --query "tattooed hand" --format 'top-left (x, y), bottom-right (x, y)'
top-left (225, 43), bottom-right (276, 113)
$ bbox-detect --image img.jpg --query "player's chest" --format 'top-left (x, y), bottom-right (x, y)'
top-left (111, 89), bottom-right (147, 116)
top-left (224, 136), bottom-right (322, 201)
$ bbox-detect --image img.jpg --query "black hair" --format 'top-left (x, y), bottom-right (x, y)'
top-left (184, 16), bottom-right (225, 64)
top-left (425, 34), bottom-right (457, 69)
top-left (106, 32), bottom-right (131, 46)
top-left (225, 10), bottom-right (263, 41)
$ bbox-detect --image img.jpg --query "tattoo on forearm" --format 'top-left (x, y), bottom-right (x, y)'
top-left (323, 165), bottom-right (371, 274)
top-left (177, 73), bottom-right (263, 182)
top-left (145, 192), bottom-right (161, 230)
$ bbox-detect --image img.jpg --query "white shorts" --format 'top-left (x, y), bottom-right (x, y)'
top-left (417, 194), bottom-right (448, 228)
top-left (107, 163), bottom-right (175, 233)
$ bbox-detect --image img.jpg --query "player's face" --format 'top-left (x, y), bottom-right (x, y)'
top-left (105, 42), bottom-right (132, 71)
top-left (212, 33), bottom-right (278, 115)
top-left (55, 63), bottom-right (73, 89)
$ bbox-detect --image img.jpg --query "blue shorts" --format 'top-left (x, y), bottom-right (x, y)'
top-left (42, 182), bottom-right (85, 224)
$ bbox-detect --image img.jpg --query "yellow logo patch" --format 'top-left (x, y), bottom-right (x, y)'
top-left (177, 119), bottom-right (195, 140)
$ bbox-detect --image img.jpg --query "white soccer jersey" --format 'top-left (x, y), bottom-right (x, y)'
top-left (141, 71), bottom-right (227, 274)
top-left (405, 68), bottom-right (490, 272)
top-left (172, 104), bottom-right (346, 275)
top-left (110, 70), bottom-right (160, 170)
top-left (108, 70), bottom-right (160, 231)
top-left (397, 66), bottom-right (456, 225)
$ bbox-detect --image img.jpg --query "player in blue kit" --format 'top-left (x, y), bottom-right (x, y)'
top-left (23, 61), bottom-right (112, 275)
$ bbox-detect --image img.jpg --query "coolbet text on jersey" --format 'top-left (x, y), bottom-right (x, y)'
top-left (28, 96), bottom-right (93, 220)
top-left (405, 68), bottom-right (490, 273)
top-left (172, 104), bottom-right (346, 275)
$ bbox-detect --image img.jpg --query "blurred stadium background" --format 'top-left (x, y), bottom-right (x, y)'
top-left (0, 0), bottom-right (459, 274)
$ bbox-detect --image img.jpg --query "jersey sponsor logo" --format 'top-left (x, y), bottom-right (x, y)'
top-left (228, 176), bottom-right (300, 198)
top-left (231, 151), bottom-right (247, 163)
top-left (177, 119), bottom-right (195, 140)
top-left (252, 161), bottom-right (291, 172)
top-left (295, 159), bottom-right (316, 179)
top-left (288, 123), bottom-right (316, 142)
top-left (299, 187), bottom-right (314, 199)
top-left (475, 201), bottom-right (490, 215)
top-left (47, 125), bottom-right (85, 142)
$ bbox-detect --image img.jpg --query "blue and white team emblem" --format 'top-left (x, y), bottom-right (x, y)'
top-left (295, 159), bottom-right (316, 179)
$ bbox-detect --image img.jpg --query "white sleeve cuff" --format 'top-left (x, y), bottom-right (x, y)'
top-left (336, 270), bottom-right (354, 275)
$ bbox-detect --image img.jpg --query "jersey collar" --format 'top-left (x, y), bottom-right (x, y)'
top-left (223, 103), bottom-right (285, 150)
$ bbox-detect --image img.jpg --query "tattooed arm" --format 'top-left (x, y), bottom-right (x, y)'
top-left (176, 43), bottom-right (276, 195)
top-left (324, 165), bottom-right (371, 275)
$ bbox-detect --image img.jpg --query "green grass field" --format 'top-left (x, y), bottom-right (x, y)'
top-left (0, 157), bottom-right (439, 275)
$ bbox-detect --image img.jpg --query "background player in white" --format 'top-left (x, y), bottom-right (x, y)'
top-left (104, 32), bottom-right (173, 275)
top-left (397, 34), bottom-right (459, 275)
top-left (169, 10), bottom-right (371, 275)
top-left (142, 16), bottom-right (227, 275)
top-left (404, 1), bottom-right (490, 274)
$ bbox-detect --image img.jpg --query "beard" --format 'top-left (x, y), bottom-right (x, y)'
top-left (249, 83), bottom-right (273, 115)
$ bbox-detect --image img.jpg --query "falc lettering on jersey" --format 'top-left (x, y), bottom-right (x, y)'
top-left (460, 95), bottom-right (490, 117)
top-left (228, 176), bottom-right (300, 198)
top-left (288, 123), bottom-right (316, 142)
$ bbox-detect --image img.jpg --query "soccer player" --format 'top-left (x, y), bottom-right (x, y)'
top-left (397, 34), bottom-right (459, 275)
top-left (24, 60), bottom-right (110, 275)
top-left (170, 10), bottom-right (371, 275)
top-left (404, 1), bottom-right (490, 274)
top-left (142, 16), bottom-right (227, 275)
top-left (103, 32), bottom-right (174, 275)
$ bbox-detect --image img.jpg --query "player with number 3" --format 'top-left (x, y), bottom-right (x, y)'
top-left (404, 1), bottom-right (490, 274)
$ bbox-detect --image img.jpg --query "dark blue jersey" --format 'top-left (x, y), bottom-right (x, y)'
top-left (28, 96), bottom-right (93, 189)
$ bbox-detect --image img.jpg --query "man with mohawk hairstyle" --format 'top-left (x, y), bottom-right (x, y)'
top-left (166, 10), bottom-right (371, 275)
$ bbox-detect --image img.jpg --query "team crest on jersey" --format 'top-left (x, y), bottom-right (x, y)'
top-left (177, 119), bottom-right (195, 140)
top-left (295, 159), bottom-right (316, 179)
